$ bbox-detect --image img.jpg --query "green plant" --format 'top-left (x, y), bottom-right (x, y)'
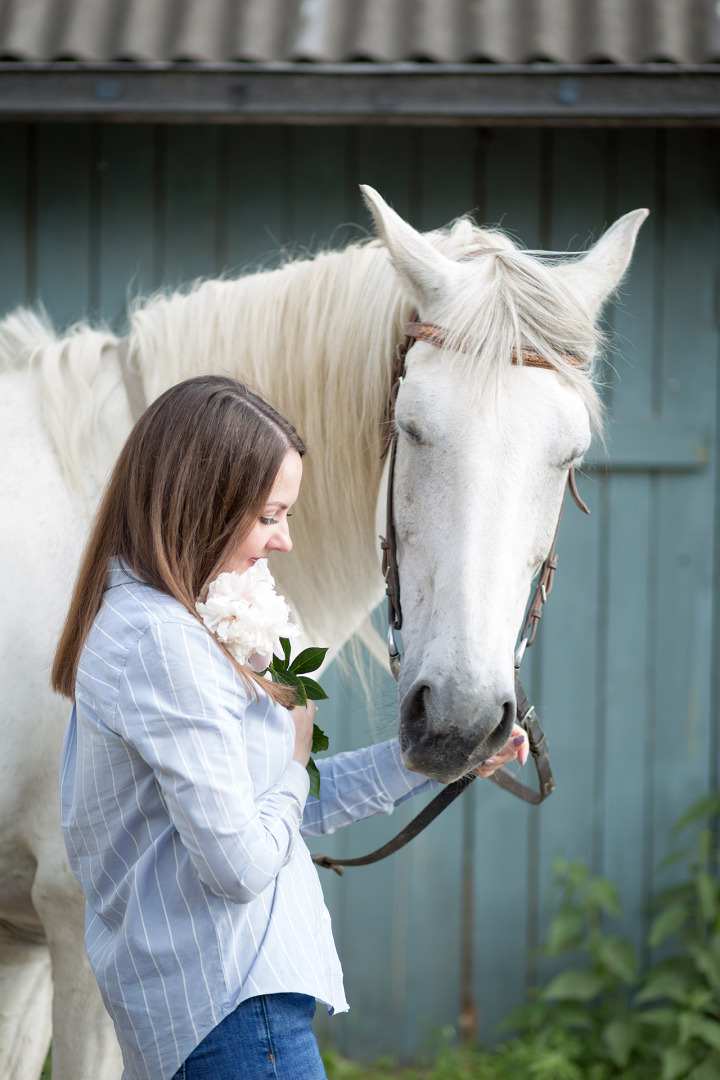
top-left (319, 794), bottom-right (720, 1080)
top-left (501, 792), bottom-right (720, 1080)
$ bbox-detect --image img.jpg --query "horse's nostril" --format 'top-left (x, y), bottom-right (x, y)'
top-left (406, 684), bottom-right (430, 726)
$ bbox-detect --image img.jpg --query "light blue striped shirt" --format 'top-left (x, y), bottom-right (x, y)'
top-left (60, 562), bottom-right (435, 1080)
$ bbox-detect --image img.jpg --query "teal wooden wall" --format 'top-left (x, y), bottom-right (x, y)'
top-left (1, 124), bottom-right (719, 1061)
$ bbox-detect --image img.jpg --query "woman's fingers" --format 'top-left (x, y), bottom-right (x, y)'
top-left (473, 724), bottom-right (529, 777)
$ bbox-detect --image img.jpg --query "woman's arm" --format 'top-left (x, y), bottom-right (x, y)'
top-left (114, 619), bottom-right (309, 903)
top-left (300, 739), bottom-right (437, 838)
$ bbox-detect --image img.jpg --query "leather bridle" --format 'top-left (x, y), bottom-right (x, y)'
top-left (312, 320), bottom-right (590, 874)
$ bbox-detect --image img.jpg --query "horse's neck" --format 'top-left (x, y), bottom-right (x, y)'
top-left (132, 247), bottom-right (412, 648)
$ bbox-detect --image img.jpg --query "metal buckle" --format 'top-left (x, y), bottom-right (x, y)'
top-left (387, 624), bottom-right (402, 681)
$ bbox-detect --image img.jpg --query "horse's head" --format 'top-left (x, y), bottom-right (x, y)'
top-left (362, 186), bottom-right (647, 783)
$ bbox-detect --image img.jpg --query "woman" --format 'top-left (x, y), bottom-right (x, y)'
top-left (53, 375), bottom-right (527, 1080)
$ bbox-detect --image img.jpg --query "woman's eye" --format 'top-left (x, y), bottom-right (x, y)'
top-left (260, 513), bottom-right (292, 525)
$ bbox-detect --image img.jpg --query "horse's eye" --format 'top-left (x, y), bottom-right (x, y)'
top-left (397, 421), bottom-right (422, 443)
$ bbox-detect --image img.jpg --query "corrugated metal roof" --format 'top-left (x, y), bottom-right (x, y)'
top-left (0, 0), bottom-right (719, 66)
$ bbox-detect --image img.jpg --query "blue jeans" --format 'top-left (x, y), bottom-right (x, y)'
top-left (172, 993), bottom-right (327, 1080)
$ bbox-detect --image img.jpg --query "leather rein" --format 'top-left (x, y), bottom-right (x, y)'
top-left (312, 321), bottom-right (589, 875)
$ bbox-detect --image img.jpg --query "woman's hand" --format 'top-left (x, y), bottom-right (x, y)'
top-left (291, 701), bottom-right (317, 767)
top-left (473, 723), bottom-right (529, 779)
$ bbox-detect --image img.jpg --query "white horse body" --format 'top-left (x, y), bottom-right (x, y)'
top-left (0, 189), bottom-right (646, 1079)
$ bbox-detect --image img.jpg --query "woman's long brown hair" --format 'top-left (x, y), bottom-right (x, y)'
top-left (51, 375), bottom-right (305, 706)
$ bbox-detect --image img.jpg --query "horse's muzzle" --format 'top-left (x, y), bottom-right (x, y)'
top-left (398, 679), bottom-right (516, 783)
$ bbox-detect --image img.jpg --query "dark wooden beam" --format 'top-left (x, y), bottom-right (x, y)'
top-left (0, 63), bottom-right (718, 125)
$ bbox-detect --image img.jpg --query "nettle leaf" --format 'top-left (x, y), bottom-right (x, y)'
top-left (307, 758), bottom-right (321, 800)
top-left (636, 1007), bottom-right (680, 1028)
top-left (595, 936), bottom-right (639, 984)
top-left (603, 1018), bottom-right (638, 1067)
top-left (661, 1047), bottom-right (694, 1080)
top-left (299, 676), bottom-right (329, 702)
top-left (650, 902), bottom-right (688, 947)
top-left (635, 970), bottom-right (691, 1005)
top-left (311, 724), bottom-right (329, 754)
top-left (692, 1017), bottom-right (720, 1052)
top-left (687, 1057), bottom-right (720, 1080)
top-left (673, 792), bottom-right (720, 834)
top-left (545, 910), bottom-right (585, 955)
top-left (541, 970), bottom-right (604, 1002)
top-left (697, 871), bottom-right (718, 923)
top-left (289, 646), bottom-right (328, 676)
top-left (694, 943), bottom-right (720, 992)
top-left (586, 877), bottom-right (623, 919)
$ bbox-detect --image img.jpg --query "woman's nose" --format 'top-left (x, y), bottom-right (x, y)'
top-left (268, 520), bottom-right (292, 553)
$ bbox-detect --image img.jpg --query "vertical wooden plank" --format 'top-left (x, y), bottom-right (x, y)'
top-left (472, 127), bottom-right (543, 1042)
top-left (535, 129), bottom-right (609, 972)
top-left (35, 124), bottom-right (92, 327)
top-left (484, 128), bottom-right (543, 245)
top-left (0, 125), bottom-right (29, 313)
top-left (286, 127), bottom-right (349, 252)
top-left (601, 129), bottom-right (659, 952)
top-left (226, 127), bottom-right (287, 272)
top-left (161, 126), bottom-right (221, 286)
top-left (350, 126), bottom-right (414, 229)
top-left (650, 131), bottom-right (719, 907)
top-left (413, 127), bottom-right (478, 231)
top-left (97, 126), bottom-right (155, 332)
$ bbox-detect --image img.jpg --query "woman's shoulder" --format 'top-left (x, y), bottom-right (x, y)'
top-left (78, 564), bottom-right (209, 696)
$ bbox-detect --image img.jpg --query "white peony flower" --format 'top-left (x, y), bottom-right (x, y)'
top-left (196, 560), bottom-right (300, 671)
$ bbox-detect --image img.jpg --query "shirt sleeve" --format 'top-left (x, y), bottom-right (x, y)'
top-left (113, 619), bottom-right (309, 904)
top-left (299, 738), bottom-right (439, 837)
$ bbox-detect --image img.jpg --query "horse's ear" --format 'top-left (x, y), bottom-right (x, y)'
top-left (360, 185), bottom-right (462, 310)
top-left (557, 208), bottom-right (649, 319)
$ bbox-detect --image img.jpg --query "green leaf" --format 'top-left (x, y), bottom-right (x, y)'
top-left (694, 944), bottom-right (720, 992)
top-left (635, 1008), bottom-right (680, 1028)
top-left (603, 1019), bottom-right (637, 1067)
top-left (545, 910), bottom-right (585, 955)
top-left (697, 872), bottom-right (718, 923)
top-left (541, 970), bottom-right (604, 1002)
top-left (595, 936), bottom-right (639, 984)
top-left (688, 1017), bottom-right (720, 1052)
top-left (688, 1058), bottom-right (720, 1080)
top-left (661, 1047), bottom-right (694, 1080)
top-left (673, 793), bottom-right (720, 834)
top-left (288, 646), bottom-right (328, 676)
top-left (280, 637), bottom-right (292, 666)
top-left (269, 666), bottom-right (307, 706)
top-left (311, 724), bottom-right (329, 754)
top-left (306, 758), bottom-right (321, 800)
top-left (635, 970), bottom-right (691, 1005)
top-left (650, 902), bottom-right (688, 947)
top-left (298, 676), bottom-right (329, 702)
top-left (586, 877), bottom-right (623, 919)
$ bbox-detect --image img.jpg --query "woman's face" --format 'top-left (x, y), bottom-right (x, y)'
top-left (221, 450), bottom-right (303, 576)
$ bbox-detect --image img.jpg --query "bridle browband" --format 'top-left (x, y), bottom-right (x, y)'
top-left (312, 320), bottom-right (590, 874)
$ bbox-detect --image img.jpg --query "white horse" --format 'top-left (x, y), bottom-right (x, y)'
top-left (0, 187), bottom-right (646, 1080)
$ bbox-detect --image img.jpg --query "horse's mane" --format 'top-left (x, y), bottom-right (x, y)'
top-left (0, 218), bottom-right (603, 649)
